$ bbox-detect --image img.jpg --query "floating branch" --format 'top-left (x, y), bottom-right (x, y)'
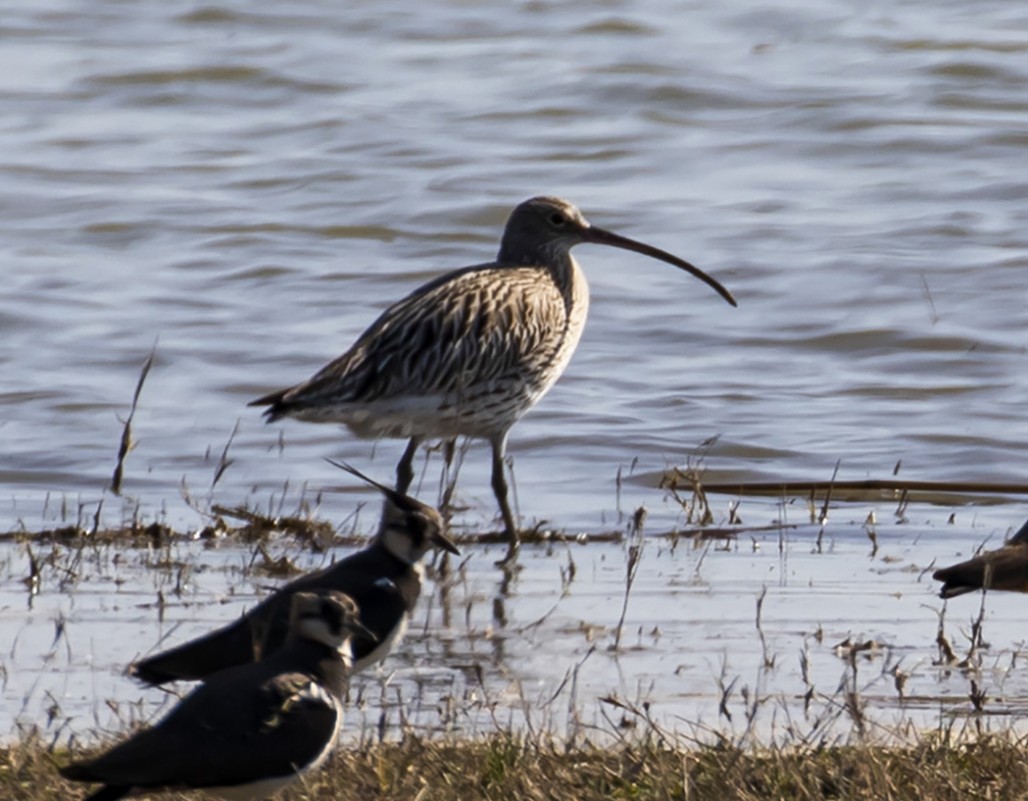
top-left (683, 477), bottom-right (1028, 504)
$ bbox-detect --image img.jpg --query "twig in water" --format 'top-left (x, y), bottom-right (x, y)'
top-left (111, 348), bottom-right (156, 496)
top-left (89, 499), bottom-right (103, 537)
top-left (755, 586), bottom-right (775, 669)
top-left (892, 663), bottom-right (909, 701)
top-left (210, 420), bottom-right (240, 491)
top-left (664, 437), bottom-right (719, 525)
top-left (22, 546), bottom-right (41, 599)
top-left (969, 678), bottom-right (988, 735)
top-left (694, 477), bottom-right (1028, 498)
top-left (930, 604), bottom-right (958, 666)
top-left (799, 645), bottom-right (814, 715)
top-left (895, 489), bottom-right (910, 523)
top-left (612, 506), bottom-right (647, 651)
top-left (614, 458), bottom-right (638, 525)
top-left (920, 273), bottom-right (939, 325)
top-left (558, 544), bottom-right (576, 596)
top-left (818, 460), bottom-right (840, 525)
top-left (843, 648), bottom-right (867, 739)
top-left (692, 538), bottom-right (713, 581)
top-left (716, 657), bottom-right (738, 722)
top-left (961, 579), bottom-right (990, 669)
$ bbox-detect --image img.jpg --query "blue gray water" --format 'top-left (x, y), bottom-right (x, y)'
top-left (7, 521), bottom-right (1028, 745)
top-left (3, 0), bottom-right (1028, 743)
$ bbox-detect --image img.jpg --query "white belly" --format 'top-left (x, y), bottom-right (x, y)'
top-left (354, 611), bottom-right (410, 673)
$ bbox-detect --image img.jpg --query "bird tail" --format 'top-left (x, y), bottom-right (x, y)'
top-left (932, 565), bottom-right (980, 599)
top-left (129, 617), bottom-right (257, 686)
top-left (59, 764), bottom-right (131, 801)
top-left (83, 785), bottom-right (131, 801)
top-left (935, 582), bottom-right (976, 600)
top-left (247, 388), bottom-right (291, 422)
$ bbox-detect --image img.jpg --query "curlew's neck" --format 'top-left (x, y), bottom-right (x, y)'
top-left (498, 239), bottom-right (579, 303)
top-left (497, 235), bottom-right (574, 269)
top-left (551, 252), bottom-right (585, 316)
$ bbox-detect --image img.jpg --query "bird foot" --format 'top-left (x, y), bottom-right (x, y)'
top-left (494, 536), bottom-right (521, 568)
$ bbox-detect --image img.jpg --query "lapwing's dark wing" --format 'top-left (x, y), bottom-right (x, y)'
top-left (132, 543), bottom-right (409, 685)
top-left (63, 664), bottom-right (338, 792)
top-left (130, 612), bottom-right (263, 686)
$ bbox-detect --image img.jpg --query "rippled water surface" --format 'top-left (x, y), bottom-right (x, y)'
top-left (3, 0), bottom-right (1028, 743)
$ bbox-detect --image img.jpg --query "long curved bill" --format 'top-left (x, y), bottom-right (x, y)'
top-left (584, 226), bottom-right (737, 307)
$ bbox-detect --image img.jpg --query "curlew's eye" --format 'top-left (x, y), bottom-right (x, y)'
top-left (549, 212), bottom-right (566, 226)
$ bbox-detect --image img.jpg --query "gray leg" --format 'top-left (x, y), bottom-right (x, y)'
top-left (440, 438), bottom-right (459, 516)
top-left (490, 432), bottom-right (519, 563)
top-left (396, 437), bottom-right (421, 495)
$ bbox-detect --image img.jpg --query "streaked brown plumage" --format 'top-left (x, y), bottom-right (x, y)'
top-left (933, 519), bottom-right (1028, 598)
top-left (251, 196), bottom-right (736, 562)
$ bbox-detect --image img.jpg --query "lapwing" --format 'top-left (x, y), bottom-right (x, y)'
top-left (249, 196), bottom-right (736, 562)
top-left (934, 518), bottom-right (1028, 598)
top-left (130, 462), bottom-right (459, 686)
top-left (60, 590), bottom-right (371, 801)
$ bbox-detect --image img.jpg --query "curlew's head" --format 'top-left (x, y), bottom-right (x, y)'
top-left (498, 196), bottom-right (736, 307)
top-left (326, 460), bottom-right (460, 564)
top-left (290, 590), bottom-right (376, 653)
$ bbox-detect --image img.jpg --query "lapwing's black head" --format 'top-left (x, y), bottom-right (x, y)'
top-left (326, 459), bottom-right (460, 563)
top-left (291, 590), bottom-right (375, 654)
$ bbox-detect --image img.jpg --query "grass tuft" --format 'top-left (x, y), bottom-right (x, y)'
top-left (12, 731), bottom-right (1028, 801)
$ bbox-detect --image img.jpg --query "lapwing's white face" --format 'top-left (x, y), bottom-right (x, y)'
top-left (379, 496), bottom-right (457, 564)
top-left (294, 591), bottom-right (361, 658)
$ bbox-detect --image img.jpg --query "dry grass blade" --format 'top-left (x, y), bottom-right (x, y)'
top-left (19, 732), bottom-right (1028, 801)
top-left (110, 348), bottom-right (155, 496)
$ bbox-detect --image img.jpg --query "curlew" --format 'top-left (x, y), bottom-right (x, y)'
top-left (251, 196), bottom-right (736, 562)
